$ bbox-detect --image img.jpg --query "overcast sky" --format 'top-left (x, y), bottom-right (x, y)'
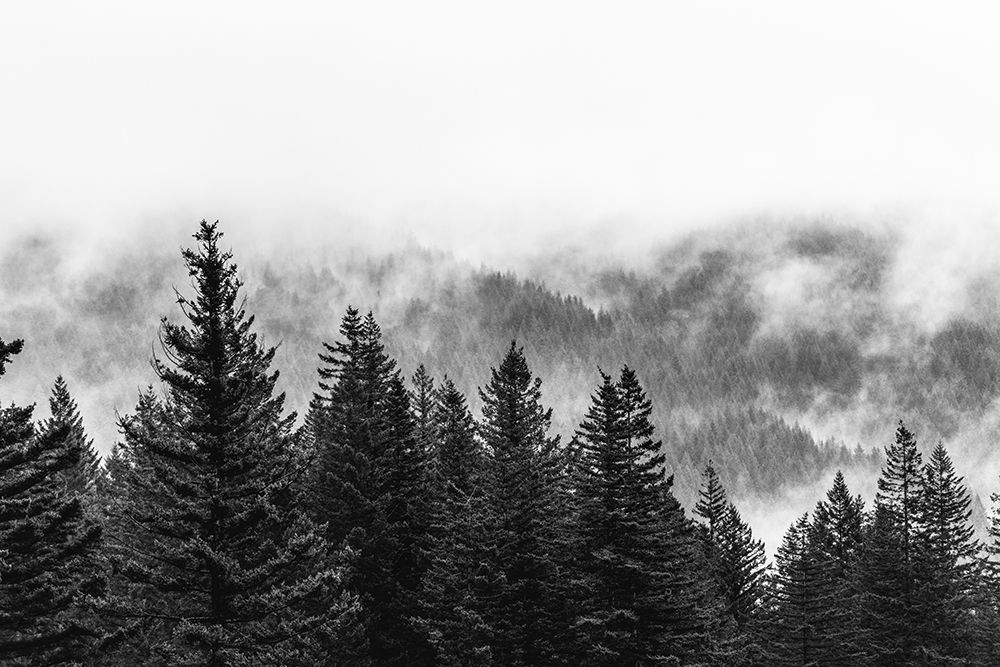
top-left (3, 1), bottom-right (1000, 258)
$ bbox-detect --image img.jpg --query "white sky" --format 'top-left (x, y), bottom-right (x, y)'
top-left (3, 1), bottom-right (1000, 255)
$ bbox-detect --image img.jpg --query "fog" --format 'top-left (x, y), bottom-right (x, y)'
top-left (5, 2), bottom-right (1000, 551)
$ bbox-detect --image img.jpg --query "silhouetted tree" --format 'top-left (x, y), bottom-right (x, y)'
top-left (0, 338), bottom-right (103, 664)
top-left (103, 221), bottom-right (358, 664)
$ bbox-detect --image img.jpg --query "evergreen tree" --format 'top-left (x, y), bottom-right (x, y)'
top-left (570, 366), bottom-right (723, 664)
top-left (102, 221), bottom-right (358, 665)
top-left (758, 513), bottom-right (828, 666)
top-left (811, 471), bottom-right (865, 581)
top-left (0, 338), bottom-right (104, 664)
top-left (410, 364), bottom-right (437, 466)
top-left (567, 368), bottom-right (659, 663)
top-left (310, 309), bottom-right (433, 664)
top-left (807, 470), bottom-right (866, 663)
top-left (695, 461), bottom-right (728, 542)
top-left (656, 480), bottom-right (730, 663)
top-left (919, 442), bottom-right (983, 662)
top-left (854, 420), bottom-right (926, 664)
top-left (415, 377), bottom-right (497, 664)
top-left (43, 377), bottom-right (103, 499)
top-left (477, 341), bottom-right (567, 665)
top-left (716, 502), bottom-right (767, 630)
top-left (694, 461), bottom-right (766, 656)
top-left (432, 377), bottom-right (481, 499)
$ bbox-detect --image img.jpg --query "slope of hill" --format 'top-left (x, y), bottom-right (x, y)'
top-left (3, 219), bottom-right (998, 538)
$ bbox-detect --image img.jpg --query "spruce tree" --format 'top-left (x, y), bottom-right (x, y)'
top-left (310, 309), bottom-right (433, 664)
top-left (695, 461), bottom-right (728, 543)
top-left (854, 420), bottom-right (926, 664)
top-left (102, 221), bottom-right (358, 665)
top-left (758, 513), bottom-right (827, 666)
top-left (919, 442), bottom-right (983, 662)
top-left (477, 341), bottom-right (567, 665)
top-left (694, 462), bottom-right (766, 656)
top-left (0, 338), bottom-right (104, 664)
top-left (807, 470), bottom-right (866, 663)
top-left (43, 377), bottom-right (103, 499)
top-left (410, 364), bottom-right (437, 466)
top-left (415, 377), bottom-right (497, 664)
top-left (570, 366), bottom-right (722, 665)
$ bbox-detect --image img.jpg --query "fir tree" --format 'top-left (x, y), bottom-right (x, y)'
top-left (0, 338), bottom-right (104, 664)
top-left (854, 420), bottom-right (926, 664)
top-left (432, 377), bottom-right (481, 499)
top-left (310, 309), bottom-right (433, 664)
top-left (807, 470), bottom-right (866, 663)
top-left (410, 364), bottom-right (437, 466)
top-left (415, 377), bottom-right (497, 664)
top-left (43, 377), bottom-right (103, 500)
top-left (758, 513), bottom-right (828, 666)
top-left (919, 442), bottom-right (983, 662)
top-left (569, 367), bottom-right (668, 663)
top-left (694, 461), bottom-right (766, 657)
top-left (102, 221), bottom-right (359, 665)
top-left (477, 341), bottom-right (567, 665)
top-left (695, 461), bottom-right (728, 543)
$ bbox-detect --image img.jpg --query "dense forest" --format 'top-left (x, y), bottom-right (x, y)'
top-left (2, 220), bottom-right (1000, 663)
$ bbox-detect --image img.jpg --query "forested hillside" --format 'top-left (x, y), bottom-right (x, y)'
top-left (7, 219), bottom-right (1000, 527)
top-left (4, 220), bottom-right (1000, 663)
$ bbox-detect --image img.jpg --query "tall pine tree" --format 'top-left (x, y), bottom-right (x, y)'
top-left (415, 377), bottom-right (497, 664)
top-left (570, 366), bottom-right (704, 664)
top-left (309, 309), bottom-right (433, 664)
top-left (854, 420), bottom-right (927, 664)
top-left (694, 461), bottom-right (766, 659)
top-left (757, 513), bottom-right (828, 666)
top-left (102, 221), bottom-right (358, 665)
top-left (806, 470), bottom-right (866, 663)
top-left (477, 341), bottom-right (568, 665)
top-left (0, 339), bottom-right (104, 664)
top-left (918, 442), bottom-right (984, 662)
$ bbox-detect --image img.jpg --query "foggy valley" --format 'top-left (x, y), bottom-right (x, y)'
top-left (6, 2), bottom-right (1000, 664)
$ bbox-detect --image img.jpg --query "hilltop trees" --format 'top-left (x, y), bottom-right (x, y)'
top-left (14, 219), bottom-right (1000, 664)
top-left (0, 339), bottom-right (104, 664)
top-left (101, 221), bottom-right (358, 664)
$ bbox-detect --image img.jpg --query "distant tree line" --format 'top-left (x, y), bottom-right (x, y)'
top-left (3, 221), bottom-right (1000, 664)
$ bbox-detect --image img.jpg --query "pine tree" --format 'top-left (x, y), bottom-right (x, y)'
top-left (812, 471), bottom-right (865, 581)
top-left (43, 377), bottom-right (103, 499)
top-left (656, 480), bottom-right (730, 663)
top-left (0, 338), bottom-right (104, 664)
top-left (410, 364), bottom-right (437, 466)
top-left (415, 377), bottom-right (497, 664)
top-left (102, 221), bottom-right (359, 665)
top-left (757, 513), bottom-right (828, 666)
top-left (807, 470), bottom-right (866, 663)
top-left (694, 462), bottom-right (766, 656)
top-left (432, 377), bottom-right (481, 499)
top-left (854, 420), bottom-right (926, 664)
top-left (695, 461), bottom-right (728, 543)
top-left (477, 341), bottom-right (568, 665)
top-left (310, 309), bottom-right (433, 664)
top-left (919, 442), bottom-right (983, 662)
top-left (716, 503), bottom-right (767, 630)
top-left (570, 366), bottom-right (723, 665)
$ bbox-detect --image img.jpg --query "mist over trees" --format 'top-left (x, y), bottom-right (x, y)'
top-left (5, 220), bottom-right (1000, 663)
